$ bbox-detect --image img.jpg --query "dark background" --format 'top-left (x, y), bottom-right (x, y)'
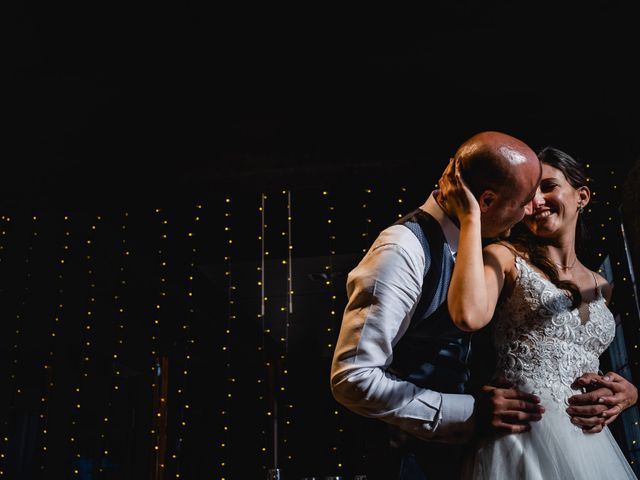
top-left (7, 2), bottom-right (640, 203)
top-left (5, 2), bottom-right (640, 479)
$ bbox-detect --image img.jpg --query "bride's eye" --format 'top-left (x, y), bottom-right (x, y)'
top-left (540, 182), bottom-right (557, 193)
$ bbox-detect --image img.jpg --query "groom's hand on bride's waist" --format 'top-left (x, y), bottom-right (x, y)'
top-left (473, 377), bottom-right (545, 435)
top-left (567, 371), bottom-right (638, 434)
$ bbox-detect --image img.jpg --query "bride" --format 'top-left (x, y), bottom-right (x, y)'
top-left (445, 146), bottom-right (637, 479)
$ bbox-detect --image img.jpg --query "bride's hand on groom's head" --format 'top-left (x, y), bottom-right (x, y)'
top-left (567, 371), bottom-right (638, 433)
top-left (438, 158), bottom-right (480, 221)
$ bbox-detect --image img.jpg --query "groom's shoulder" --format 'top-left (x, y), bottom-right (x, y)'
top-left (375, 224), bottom-right (426, 250)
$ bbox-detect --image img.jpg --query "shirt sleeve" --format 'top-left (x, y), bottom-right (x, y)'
top-left (330, 226), bottom-right (475, 443)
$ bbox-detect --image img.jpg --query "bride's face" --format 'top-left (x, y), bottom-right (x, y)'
top-left (523, 163), bottom-right (588, 238)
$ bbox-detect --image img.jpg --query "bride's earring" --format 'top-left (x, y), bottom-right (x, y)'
top-left (578, 203), bottom-right (584, 214)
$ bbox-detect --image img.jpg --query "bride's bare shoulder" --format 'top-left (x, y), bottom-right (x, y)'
top-left (483, 241), bottom-right (526, 263)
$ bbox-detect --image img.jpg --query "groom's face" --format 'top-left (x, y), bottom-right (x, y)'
top-left (481, 169), bottom-right (542, 239)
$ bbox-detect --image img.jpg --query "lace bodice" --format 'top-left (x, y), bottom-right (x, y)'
top-left (493, 256), bottom-right (616, 404)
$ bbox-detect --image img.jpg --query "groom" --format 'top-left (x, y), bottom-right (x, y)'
top-left (330, 131), bottom-right (637, 479)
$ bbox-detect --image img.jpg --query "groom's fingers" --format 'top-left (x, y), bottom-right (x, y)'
top-left (490, 410), bottom-right (541, 433)
top-left (492, 420), bottom-right (531, 434)
top-left (501, 399), bottom-right (544, 414)
top-left (596, 393), bottom-right (625, 407)
top-left (479, 385), bottom-right (544, 434)
top-left (499, 411), bottom-right (543, 424)
top-left (498, 390), bottom-right (543, 412)
top-left (492, 387), bottom-right (541, 404)
top-left (568, 387), bottom-right (613, 405)
top-left (488, 388), bottom-right (544, 422)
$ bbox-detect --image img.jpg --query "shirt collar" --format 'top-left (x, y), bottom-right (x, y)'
top-left (419, 191), bottom-right (459, 256)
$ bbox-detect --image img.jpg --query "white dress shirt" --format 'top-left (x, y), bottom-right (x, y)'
top-left (330, 192), bottom-right (475, 443)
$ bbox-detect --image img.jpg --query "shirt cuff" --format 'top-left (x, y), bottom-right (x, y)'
top-left (436, 393), bottom-right (476, 443)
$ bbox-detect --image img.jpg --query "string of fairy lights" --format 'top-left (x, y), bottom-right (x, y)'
top-left (69, 215), bottom-right (100, 476)
top-left (610, 166), bottom-right (640, 468)
top-left (151, 208), bottom-right (168, 477)
top-left (88, 216), bottom-right (101, 472)
top-left (0, 215), bottom-right (8, 259)
top-left (286, 191), bottom-right (293, 332)
top-left (258, 193), bottom-right (269, 470)
top-left (254, 190), bottom-right (297, 476)
top-left (397, 186), bottom-right (407, 219)
top-left (1, 162), bottom-right (640, 477)
top-left (0, 214), bottom-right (13, 477)
top-left (323, 189), bottom-right (343, 474)
top-left (170, 203), bottom-right (201, 479)
top-left (95, 211), bottom-right (131, 476)
top-left (275, 190), bottom-right (294, 469)
top-left (220, 197), bottom-right (234, 479)
top-left (3, 215), bottom-right (39, 477)
top-left (361, 188), bottom-right (373, 254)
top-left (323, 190), bottom-right (336, 351)
top-left (37, 214), bottom-right (70, 473)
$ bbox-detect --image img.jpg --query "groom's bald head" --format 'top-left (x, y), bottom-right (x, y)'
top-left (455, 131), bottom-right (540, 199)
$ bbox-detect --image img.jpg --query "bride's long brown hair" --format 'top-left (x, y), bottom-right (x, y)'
top-left (507, 146), bottom-right (589, 309)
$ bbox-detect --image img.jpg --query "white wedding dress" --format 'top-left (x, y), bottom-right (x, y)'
top-left (463, 256), bottom-right (637, 479)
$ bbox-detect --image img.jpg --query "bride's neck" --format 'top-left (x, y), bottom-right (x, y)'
top-left (544, 240), bottom-right (577, 269)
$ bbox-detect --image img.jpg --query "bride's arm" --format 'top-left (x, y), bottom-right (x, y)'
top-left (449, 241), bottom-right (512, 331)
top-left (442, 162), bottom-right (511, 331)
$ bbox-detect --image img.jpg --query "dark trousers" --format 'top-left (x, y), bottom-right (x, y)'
top-left (365, 428), bottom-right (465, 480)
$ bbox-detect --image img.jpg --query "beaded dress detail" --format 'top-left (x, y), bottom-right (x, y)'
top-left (493, 256), bottom-right (615, 405)
top-left (463, 256), bottom-right (637, 480)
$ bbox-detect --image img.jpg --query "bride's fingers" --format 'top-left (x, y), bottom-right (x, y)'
top-left (600, 404), bottom-right (622, 418)
top-left (437, 160), bottom-right (455, 198)
top-left (581, 424), bottom-right (604, 434)
top-left (566, 404), bottom-right (607, 416)
top-left (439, 158), bottom-right (455, 184)
top-left (603, 413), bottom-right (621, 426)
top-left (453, 158), bottom-right (472, 190)
top-left (588, 377), bottom-right (619, 390)
top-left (570, 414), bottom-right (605, 428)
top-left (572, 372), bottom-right (603, 388)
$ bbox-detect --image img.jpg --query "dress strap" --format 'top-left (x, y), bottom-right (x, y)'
top-left (591, 271), bottom-right (600, 297)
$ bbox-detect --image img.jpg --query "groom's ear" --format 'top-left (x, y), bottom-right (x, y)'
top-left (478, 190), bottom-right (497, 212)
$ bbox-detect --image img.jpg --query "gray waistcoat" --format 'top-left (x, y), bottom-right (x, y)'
top-left (388, 209), bottom-right (471, 394)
